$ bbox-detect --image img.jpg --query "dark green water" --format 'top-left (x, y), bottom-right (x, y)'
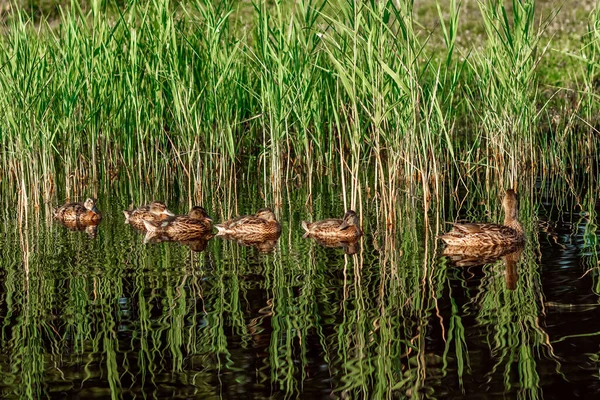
top-left (0, 180), bottom-right (599, 399)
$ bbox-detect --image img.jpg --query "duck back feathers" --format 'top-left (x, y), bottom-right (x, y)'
top-left (302, 210), bottom-right (362, 240)
top-left (215, 208), bottom-right (281, 237)
top-left (124, 201), bottom-right (175, 230)
top-left (143, 206), bottom-right (213, 236)
top-left (53, 198), bottom-right (101, 223)
top-left (439, 189), bottom-right (524, 247)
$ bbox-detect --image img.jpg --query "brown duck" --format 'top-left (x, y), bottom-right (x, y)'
top-left (143, 206), bottom-right (213, 236)
top-left (123, 201), bottom-right (175, 230)
top-left (439, 189), bottom-right (524, 247)
top-left (302, 210), bottom-right (362, 240)
top-left (53, 198), bottom-right (101, 223)
top-left (215, 208), bottom-right (281, 237)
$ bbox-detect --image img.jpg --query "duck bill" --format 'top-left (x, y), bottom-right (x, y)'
top-left (163, 210), bottom-right (176, 217)
top-left (339, 220), bottom-right (350, 230)
top-left (91, 206), bottom-right (101, 215)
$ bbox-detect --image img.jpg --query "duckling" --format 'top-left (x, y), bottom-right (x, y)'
top-left (439, 189), bottom-right (524, 247)
top-left (123, 201), bottom-right (175, 230)
top-left (143, 206), bottom-right (213, 236)
top-left (53, 198), bottom-right (101, 223)
top-left (301, 210), bottom-right (362, 240)
top-left (215, 208), bottom-right (281, 237)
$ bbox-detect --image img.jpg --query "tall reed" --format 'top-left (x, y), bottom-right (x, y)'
top-left (0, 0), bottom-right (598, 222)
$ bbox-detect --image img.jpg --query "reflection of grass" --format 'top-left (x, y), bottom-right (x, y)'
top-left (473, 244), bottom-right (548, 398)
top-left (0, 175), bottom-right (600, 397)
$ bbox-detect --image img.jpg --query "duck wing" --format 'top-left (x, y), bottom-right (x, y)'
top-left (226, 215), bottom-right (265, 228)
top-left (440, 223), bottom-right (519, 246)
top-left (54, 202), bottom-right (86, 219)
top-left (313, 218), bottom-right (344, 229)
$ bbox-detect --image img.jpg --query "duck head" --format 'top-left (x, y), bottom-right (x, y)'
top-left (255, 208), bottom-right (277, 221)
top-left (339, 210), bottom-right (359, 230)
top-left (84, 198), bottom-right (101, 215)
top-left (150, 201), bottom-right (175, 217)
top-left (502, 189), bottom-right (519, 223)
top-left (189, 206), bottom-right (212, 221)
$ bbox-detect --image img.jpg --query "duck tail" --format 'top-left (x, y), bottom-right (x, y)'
top-left (143, 220), bottom-right (158, 232)
top-left (143, 230), bottom-right (158, 244)
top-left (215, 225), bottom-right (227, 235)
top-left (301, 221), bottom-right (310, 233)
top-left (123, 210), bottom-right (131, 223)
top-left (437, 233), bottom-right (453, 245)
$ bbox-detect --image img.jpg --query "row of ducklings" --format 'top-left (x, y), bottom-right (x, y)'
top-left (53, 189), bottom-right (524, 249)
top-left (53, 199), bottom-right (363, 240)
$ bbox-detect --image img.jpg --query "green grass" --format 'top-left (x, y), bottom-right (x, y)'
top-left (1, 3), bottom-right (600, 396)
top-left (0, 0), bottom-right (599, 216)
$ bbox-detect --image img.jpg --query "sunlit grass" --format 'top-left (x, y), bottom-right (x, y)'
top-left (0, 0), bottom-right (598, 219)
top-left (0, 2), bottom-right (600, 397)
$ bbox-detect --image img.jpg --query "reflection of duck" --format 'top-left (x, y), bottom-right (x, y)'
top-left (219, 232), bottom-right (281, 253)
top-left (123, 201), bottom-right (175, 230)
top-left (53, 198), bottom-right (101, 223)
top-left (144, 231), bottom-right (213, 252)
top-left (215, 208), bottom-right (281, 237)
top-left (443, 245), bottom-right (522, 290)
top-left (55, 219), bottom-right (100, 239)
top-left (143, 206), bottom-right (213, 236)
top-left (503, 247), bottom-right (521, 290)
top-left (442, 244), bottom-right (520, 267)
top-left (439, 189), bottom-right (524, 247)
top-left (309, 237), bottom-right (360, 255)
top-left (302, 210), bottom-right (362, 240)
top-left (248, 298), bottom-right (273, 350)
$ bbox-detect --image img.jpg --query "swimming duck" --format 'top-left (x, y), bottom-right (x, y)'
top-left (53, 198), bottom-right (101, 223)
top-left (301, 210), bottom-right (362, 240)
top-left (215, 208), bottom-right (281, 237)
top-left (123, 201), bottom-right (175, 230)
top-left (439, 189), bottom-right (524, 247)
top-left (143, 206), bottom-right (213, 236)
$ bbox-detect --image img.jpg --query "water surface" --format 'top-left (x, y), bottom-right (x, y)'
top-left (0, 182), bottom-right (599, 399)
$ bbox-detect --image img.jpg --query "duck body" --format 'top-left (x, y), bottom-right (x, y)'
top-left (143, 206), bottom-right (213, 236)
top-left (439, 189), bottom-right (524, 247)
top-left (124, 201), bottom-right (175, 230)
top-left (215, 208), bottom-right (281, 237)
top-left (439, 223), bottom-right (523, 247)
top-left (302, 210), bottom-right (362, 240)
top-left (53, 198), bottom-right (101, 223)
